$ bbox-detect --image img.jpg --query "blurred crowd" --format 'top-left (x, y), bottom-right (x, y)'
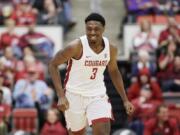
top-left (0, 0), bottom-right (179, 135)
top-left (118, 0), bottom-right (180, 135)
top-left (0, 0), bottom-right (76, 135)
top-left (0, 0), bottom-right (76, 33)
top-left (118, 0), bottom-right (179, 39)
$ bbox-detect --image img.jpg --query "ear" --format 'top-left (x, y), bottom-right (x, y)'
top-left (102, 26), bottom-right (105, 33)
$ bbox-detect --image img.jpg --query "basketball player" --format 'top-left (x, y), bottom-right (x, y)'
top-left (49, 13), bottom-right (135, 135)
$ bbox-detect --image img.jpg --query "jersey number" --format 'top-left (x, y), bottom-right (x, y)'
top-left (90, 68), bottom-right (98, 79)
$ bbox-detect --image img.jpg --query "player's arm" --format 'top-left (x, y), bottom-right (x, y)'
top-left (107, 45), bottom-right (128, 102)
top-left (48, 39), bottom-right (81, 98)
top-left (107, 44), bottom-right (134, 115)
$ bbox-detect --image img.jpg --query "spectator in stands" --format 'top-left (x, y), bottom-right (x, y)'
top-left (0, 19), bottom-right (21, 58)
top-left (128, 68), bottom-right (162, 101)
top-left (131, 50), bottom-right (156, 82)
top-left (0, 72), bottom-right (12, 106)
top-left (155, 0), bottom-right (179, 15)
top-left (157, 40), bottom-right (180, 88)
top-left (0, 4), bottom-right (13, 25)
top-left (19, 23), bottom-right (54, 59)
top-left (129, 86), bottom-right (162, 135)
top-left (133, 20), bottom-right (158, 52)
top-left (144, 104), bottom-right (180, 135)
top-left (23, 46), bottom-right (34, 56)
top-left (158, 17), bottom-right (180, 47)
top-left (35, 0), bottom-right (58, 24)
top-left (33, 0), bottom-right (76, 33)
top-left (0, 47), bottom-right (17, 69)
top-left (40, 108), bottom-right (67, 135)
top-left (132, 87), bottom-right (162, 121)
top-left (10, 0), bottom-right (37, 26)
top-left (0, 47), bottom-right (17, 89)
top-left (0, 89), bottom-right (11, 133)
top-left (62, 0), bottom-right (76, 29)
top-left (118, 0), bottom-right (156, 39)
top-left (15, 53), bottom-right (46, 81)
top-left (161, 55), bottom-right (180, 92)
top-left (13, 64), bottom-right (53, 110)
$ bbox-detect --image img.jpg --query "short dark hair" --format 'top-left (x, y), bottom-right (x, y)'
top-left (85, 13), bottom-right (105, 26)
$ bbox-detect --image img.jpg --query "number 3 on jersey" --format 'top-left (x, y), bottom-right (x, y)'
top-left (90, 68), bottom-right (98, 79)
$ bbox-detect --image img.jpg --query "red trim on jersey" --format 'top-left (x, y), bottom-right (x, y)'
top-left (91, 118), bottom-right (111, 124)
top-left (108, 99), bottom-right (115, 121)
top-left (64, 59), bottom-right (73, 88)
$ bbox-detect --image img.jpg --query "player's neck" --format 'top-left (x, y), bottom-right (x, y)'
top-left (89, 39), bottom-right (104, 53)
top-left (89, 39), bottom-right (103, 48)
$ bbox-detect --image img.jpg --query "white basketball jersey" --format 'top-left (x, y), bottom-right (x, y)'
top-left (64, 35), bottom-right (110, 96)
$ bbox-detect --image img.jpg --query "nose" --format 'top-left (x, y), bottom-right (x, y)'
top-left (90, 30), bottom-right (95, 35)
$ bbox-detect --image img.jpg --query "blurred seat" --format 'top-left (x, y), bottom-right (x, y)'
top-left (175, 15), bottom-right (180, 23)
top-left (154, 15), bottom-right (168, 24)
top-left (137, 15), bottom-right (154, 24)
top-left (12, 108), bottom-right (38, 134)
top-left (163, 92), bottom-right (180, 104)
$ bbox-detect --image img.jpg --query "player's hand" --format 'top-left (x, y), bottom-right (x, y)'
top-left (57, 96), bottom-right (69, 112)
top-left (123, 101), bottom-right (135, 116)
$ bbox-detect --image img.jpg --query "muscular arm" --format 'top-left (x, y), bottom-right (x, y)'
top-left (107, 45), bottom-right (128, 102)
top-left (48, 39), bottom-right (82, 97)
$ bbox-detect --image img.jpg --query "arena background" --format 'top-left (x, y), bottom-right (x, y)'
top-left (0, 0), bottom-right (179, 135)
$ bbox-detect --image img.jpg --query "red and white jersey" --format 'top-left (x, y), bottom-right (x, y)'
top-left (64, 35), bottom-right (110, 96)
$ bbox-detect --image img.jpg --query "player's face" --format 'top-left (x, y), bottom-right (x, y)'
top-left (86, 21), bottom-right (104, 44)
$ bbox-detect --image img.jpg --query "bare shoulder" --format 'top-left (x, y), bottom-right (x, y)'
top-left (50, 38), bottom-right (82, 65)
top-left (109, 43), bottom-right (118, 56)
top-left (107, 42), bottom-right (118, 70)
top-left (61, 38), bottom-right (82, 58)
top-left (66, 38), bottom-right (82, 52)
